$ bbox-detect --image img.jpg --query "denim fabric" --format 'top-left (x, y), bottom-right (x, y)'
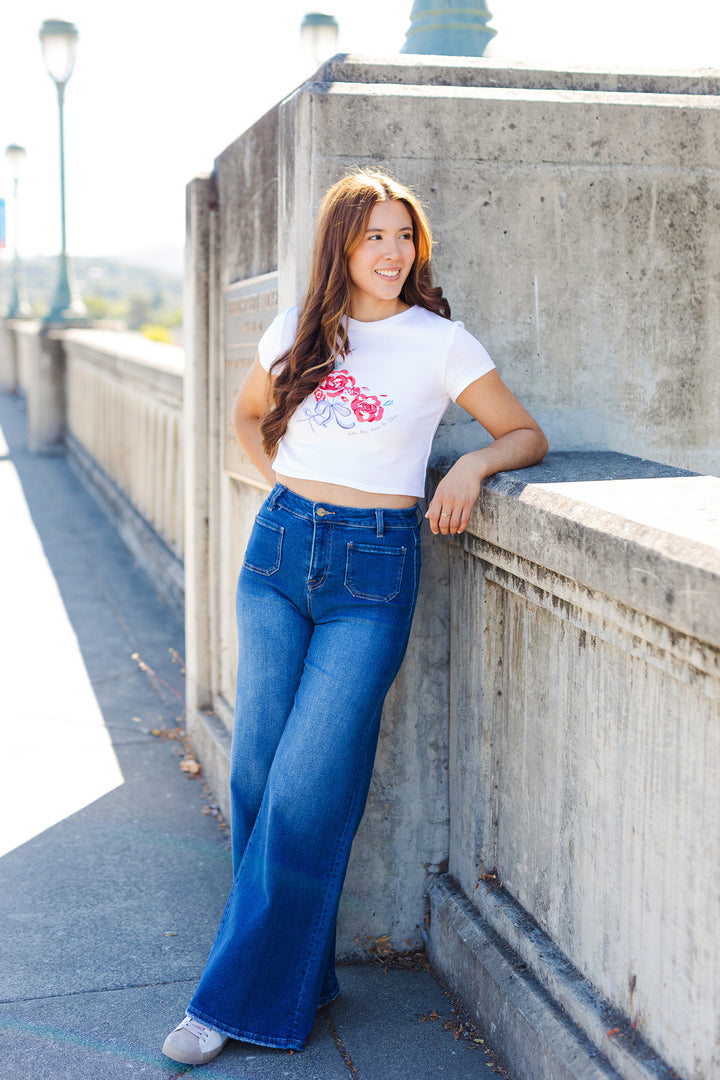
top-left (187, 484), bottom-right (422, 1050)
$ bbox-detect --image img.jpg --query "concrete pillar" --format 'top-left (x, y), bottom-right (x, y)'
top-left (27, 331), bottom-right (66, 454)
top-left (0, 323), bottom-right (19, 393)
top-left (183, 174), bottom-right (216, 716)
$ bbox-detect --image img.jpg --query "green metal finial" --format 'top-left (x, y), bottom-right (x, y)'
top-left (401, 0), bottom-right (496, 56)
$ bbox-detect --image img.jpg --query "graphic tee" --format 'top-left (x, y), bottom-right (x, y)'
top-left (257, 305), bottom-right (496, 496)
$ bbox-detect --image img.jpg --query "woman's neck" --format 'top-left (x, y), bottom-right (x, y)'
top-left (348, 297), bottom-right (410, 323)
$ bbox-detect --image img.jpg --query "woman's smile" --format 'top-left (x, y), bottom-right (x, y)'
top-left (348, 199), bottom-right (415, 320)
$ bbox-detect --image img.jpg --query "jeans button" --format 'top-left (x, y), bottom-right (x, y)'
top-left (316, 507), bottom-right (327, 517)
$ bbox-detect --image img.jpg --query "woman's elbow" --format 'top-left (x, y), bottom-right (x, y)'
top-left (534, 427), bottom-right (549, 462)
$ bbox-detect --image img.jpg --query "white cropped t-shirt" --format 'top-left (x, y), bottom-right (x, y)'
top-left (258, 305), bottom-right (496, 497)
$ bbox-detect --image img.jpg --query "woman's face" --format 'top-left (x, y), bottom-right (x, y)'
top-left (346, 199), bottom-right (415, 320)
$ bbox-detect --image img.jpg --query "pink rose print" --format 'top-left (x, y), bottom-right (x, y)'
top-left (301, 368), bottom-right (389, 431)
top-left (321, 370), bottom-right (357, 398)
top-left (351, 394), bottom-right (384, 423)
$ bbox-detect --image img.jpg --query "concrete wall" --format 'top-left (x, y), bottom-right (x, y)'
top-left (427, 452), bottom-right (720, 1080)
top-left (182, 56), bottom-right (720, 1080)
top-left (277, 56), bottom-right (720, 478)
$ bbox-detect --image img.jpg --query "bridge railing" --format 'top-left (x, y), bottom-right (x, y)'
top-left (0, 321), bottom-right (185, 618)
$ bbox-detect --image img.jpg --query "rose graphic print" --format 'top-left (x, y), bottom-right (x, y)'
top-left (301, 370), bottom-right (390, 432)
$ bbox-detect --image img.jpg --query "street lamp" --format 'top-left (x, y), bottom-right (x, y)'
top-left (5, 144), bottom-right (33, 318)
top-left (39, 18), bottom-right (88, 326)
top-left (300, 12), bottom-right (339, 69)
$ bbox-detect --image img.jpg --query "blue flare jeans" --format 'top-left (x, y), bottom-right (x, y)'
top-left (187, 483), bottom-right (422, 1050)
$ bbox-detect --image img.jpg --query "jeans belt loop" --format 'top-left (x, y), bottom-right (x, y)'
top-left (267, 484), bottom-right (284, 511)
top-left (375, 508), bottom-right (384, 537)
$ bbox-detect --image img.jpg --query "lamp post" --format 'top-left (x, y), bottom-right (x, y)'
top-left (5, 144), bottom-right (33, 318)
top-left (39, 18), bottom-right (88, 326)
top-left (300, 12), bottom-right (339, 69)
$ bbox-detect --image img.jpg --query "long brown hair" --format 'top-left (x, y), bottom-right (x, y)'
top-left (260, 168), bottom-right (451, 458)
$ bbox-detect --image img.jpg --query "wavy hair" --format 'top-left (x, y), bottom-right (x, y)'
top-left (260, 168), bottom-right (451, 458)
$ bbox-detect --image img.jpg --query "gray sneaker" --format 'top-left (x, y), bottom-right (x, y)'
top-left (162, 1014), bottom-right (229, 1065)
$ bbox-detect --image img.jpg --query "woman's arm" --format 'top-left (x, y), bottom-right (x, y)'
top-left (426, 370), bottom-right (548, 536)
top-left (231, 356), bottom-right (277, 487)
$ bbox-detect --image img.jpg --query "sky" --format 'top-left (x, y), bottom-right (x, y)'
top-left (1, 0), bottom-right (720, 262)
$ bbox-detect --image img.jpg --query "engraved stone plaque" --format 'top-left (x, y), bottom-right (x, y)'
top-left (223, 271), bottom-right (278, 483)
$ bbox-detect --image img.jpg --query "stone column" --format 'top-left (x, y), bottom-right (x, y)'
top-left (27, 330), bottom-right (66, 454)
top-left (0, 323), bottom-right (19, 393)
top-left (183, 174), bottom-right (216, 717)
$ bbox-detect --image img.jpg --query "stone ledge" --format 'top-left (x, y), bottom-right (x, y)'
top-left (318, 55), bottom-right (720, 96)
top-left (60, 332), bottom-right (184, 407)
top-left (57, 329), bottom-right (184, 374)
top-left (434, 451), bottom-right (720, 651)
top-left (186, 706), bottom-right (232, 822)
top-left (426, 874), bottom-right (677, 1080)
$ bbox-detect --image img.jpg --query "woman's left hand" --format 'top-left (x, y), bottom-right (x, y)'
top-left (425, 456), bottom-right (485, 535)
top-left (425, 371), bottom-right (549, 538)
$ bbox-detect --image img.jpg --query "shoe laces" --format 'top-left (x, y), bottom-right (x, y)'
top-left (180, 1016), bottom-right (214, 1044)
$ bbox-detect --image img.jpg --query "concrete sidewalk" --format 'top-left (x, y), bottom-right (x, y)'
top-left (0, 389), bottom-right (506, 1080)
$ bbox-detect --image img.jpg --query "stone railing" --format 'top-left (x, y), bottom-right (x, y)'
top-left (0, 321), bottom-right (185, 618)
top-left (63, 331), bottom-right (184, 554)
top-left (425, 451), bottom-right (720, 1080)
top-left (62, 330), bottom-right (185, 616)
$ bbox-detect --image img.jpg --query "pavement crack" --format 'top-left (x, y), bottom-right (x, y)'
top-left (0, 976), bottom-right (198, 1006)
top-left (323, 1013), bottom-right (360, 1080)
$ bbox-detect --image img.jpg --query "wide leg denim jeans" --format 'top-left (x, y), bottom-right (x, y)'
top-left (187, 484), bottom-right (422, 1050)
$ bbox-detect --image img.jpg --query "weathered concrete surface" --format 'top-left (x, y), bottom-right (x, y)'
top-left (278, 58), bottom-right (720, 477)
top-left (321, 53), bottom-right (720, 95)
top-left (436, 452), bottom-right (720, 1080)
top-left (427, 875), bottom-right (671, 1080)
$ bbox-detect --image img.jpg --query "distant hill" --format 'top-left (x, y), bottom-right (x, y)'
top-left (112, 245), bottom-right (184, 278)
top-left (1, 254), bottom-right (183, 330)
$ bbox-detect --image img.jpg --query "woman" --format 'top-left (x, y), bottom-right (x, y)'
top-left (163, 169), bottom-right (547, 1066)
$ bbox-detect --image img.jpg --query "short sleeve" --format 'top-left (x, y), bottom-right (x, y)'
top-left (443, 321), bottom-right (496, 401)
top-left (257, 307), bottom-right (300, 372)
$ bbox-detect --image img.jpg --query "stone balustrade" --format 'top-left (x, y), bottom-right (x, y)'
top-left (0, 321), bottom-right (185, 617)
top-left (62, 330), bottom-right (185, 616)
top-left (63, 330), bottom-right (184, 557)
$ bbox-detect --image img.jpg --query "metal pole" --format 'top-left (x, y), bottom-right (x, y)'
top-left (58, 81), bottom-right (67, 255)
top-left (7, 169), bottom-right (32, 318)
top-left (45, 77), bottom-right (87, 325)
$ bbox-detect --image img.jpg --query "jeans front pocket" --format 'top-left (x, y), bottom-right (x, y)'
top-left (344, 542), bottom-right (406, 601)
top-left (244, 517), bottom-right (284, 576)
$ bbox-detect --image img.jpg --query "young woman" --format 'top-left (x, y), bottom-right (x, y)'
top-left (163, 169), bottom-right (547, 1066)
